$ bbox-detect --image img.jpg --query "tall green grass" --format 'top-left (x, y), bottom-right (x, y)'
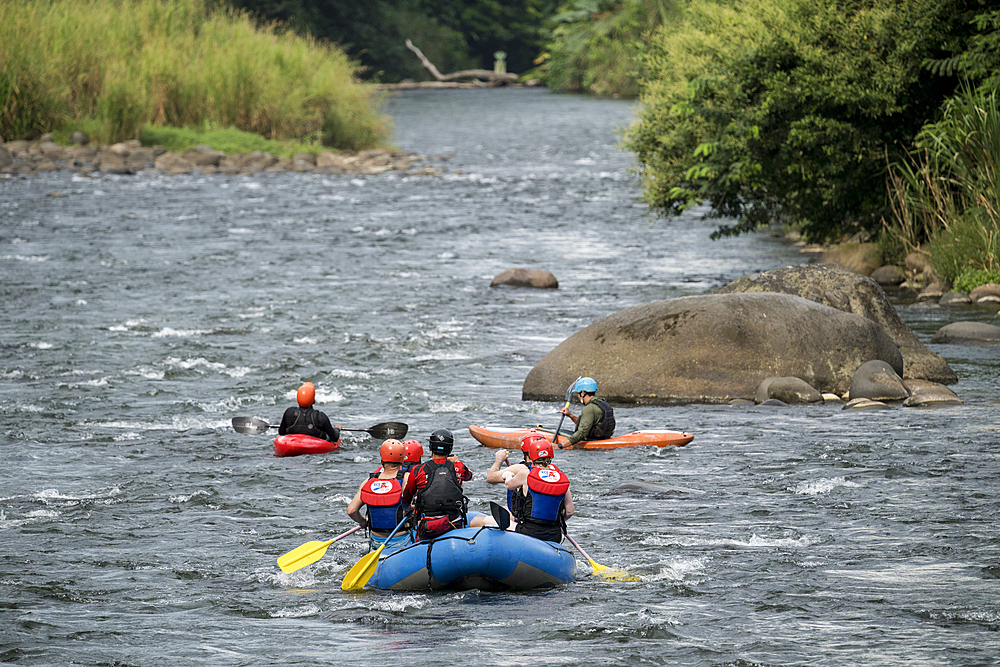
top-left (0, 0), bottom-right (390, 150)
top-left (885, 84), bottom-right (1000, 288)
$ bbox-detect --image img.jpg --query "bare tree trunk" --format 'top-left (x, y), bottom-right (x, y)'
top-left (405, 40), bottom-right (518, 85)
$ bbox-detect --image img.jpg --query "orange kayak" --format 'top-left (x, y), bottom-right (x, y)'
top-left (468, 425), bottom-right (693, 450)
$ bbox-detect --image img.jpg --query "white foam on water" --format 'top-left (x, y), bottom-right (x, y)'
top-left (151, 327), bottom-right (214, 338)
top-left (2, 254), bottom-right (48, 262)
top-left (789, 476), bottom-right (862, 495)
top-left (271, 604), bottom-right (323, 618)
top-left (169, 489), bottom-right (211, 504)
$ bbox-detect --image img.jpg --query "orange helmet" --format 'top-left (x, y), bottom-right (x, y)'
top-left (296, 382), bottom-right (315, 407)
top-left (402, 440), bottom-right (423, 463)
top-left (520, 433), bottom-right (549, 454)
top-left (527, 439), bottom-right (554, 462)
top-left (380, 439), bottom-right (405, 463)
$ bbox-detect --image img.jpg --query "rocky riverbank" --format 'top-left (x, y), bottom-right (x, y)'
top-left (0, 133), bottom-right (446, 178)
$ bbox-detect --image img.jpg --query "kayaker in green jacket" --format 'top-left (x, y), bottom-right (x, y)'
top-left (559, 376), bottom-right (615, 448)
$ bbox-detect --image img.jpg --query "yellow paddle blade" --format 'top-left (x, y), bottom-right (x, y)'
top-left (277, 539), bottom-right (336, 574)
top-left (341, 545), bottom-right (384, 591)
top-left (589, 559), bottom-right (641, 582)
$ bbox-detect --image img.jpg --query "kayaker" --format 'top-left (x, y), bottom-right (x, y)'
top-left (401, 439), bottom-right (423, 474)
top-left (559, 376), bottom-right (615, 448)
top-left (485, 432), bottom-right (547, 522)
top-left (277, 382), bottom-right (341, 442)
top-left (505, 439), bottom-right (574, 543)
top-left (347, 439), bottom-right (412, 549)
top-left (402, 429), bottom-right (486, 540)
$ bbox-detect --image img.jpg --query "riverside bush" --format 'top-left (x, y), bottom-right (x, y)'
top-left (625, 0), bottom-right (975, 241)
top-left (887, 84), bottom-right (1000, 288)
top-left (0, 0), bottom-right (389, 150)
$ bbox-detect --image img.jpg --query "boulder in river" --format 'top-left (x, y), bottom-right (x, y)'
top-left (849, 360), bottom-right (909, 402)
top-left (902, 379), bottom-right (963, 407)
top-left (755, 376), bottom-right (823, 405)
top-left (714, 264), bottom-right (956, 384)
top-left (522, 292), bottom-right (903, 404)
top-left (930, 321), bottom-right (1000, 346)
top-left (490, 268), bottom-right (558, 289)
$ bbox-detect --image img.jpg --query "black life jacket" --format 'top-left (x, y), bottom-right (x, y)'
top-left (286, 407), bottom-right (325, 439)
top-left (414, 458), bottom-right (467, 521)
top-left (587, 399), bottom-right (616, 440)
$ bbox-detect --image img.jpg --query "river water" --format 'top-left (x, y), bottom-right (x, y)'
top-left (2, 88), bottom-right (999, 666)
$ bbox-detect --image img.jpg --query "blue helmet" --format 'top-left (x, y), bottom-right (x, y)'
top-left (574, 377), bottom-right (598, 393)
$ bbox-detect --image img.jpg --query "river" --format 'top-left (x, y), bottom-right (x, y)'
top-left (2, 87), bottom-right (999, 666)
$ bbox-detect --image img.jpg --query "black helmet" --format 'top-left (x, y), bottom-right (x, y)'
top-left (428, 429), bottom-right (454, 455)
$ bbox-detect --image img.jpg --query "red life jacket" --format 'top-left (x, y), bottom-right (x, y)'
top-left (360, 477), bottom-right (404, 532)
top-left (513, 464), bottom-right (570, 543)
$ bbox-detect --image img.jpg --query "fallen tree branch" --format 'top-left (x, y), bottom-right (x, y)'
top-left (405, 39), bottom-right (518, 85)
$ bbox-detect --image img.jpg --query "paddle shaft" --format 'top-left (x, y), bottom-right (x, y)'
top-left (231, 416), bottom-right (407, 439)
top-left (553, 376), bottom-right (581, 449)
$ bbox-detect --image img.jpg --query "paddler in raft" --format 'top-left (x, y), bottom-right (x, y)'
top-left (485, 432), bottom-right (549, 527)
top-left (401, 428), bottom-right (496, 540)
top-left (504, 438), bottom-right (574, 543)
top-left (347, 439), bottom-right (414, 550)
top-left (558, 376), bottom-right (615, 448)
top-left (278, 382), bottom-right (342, 442)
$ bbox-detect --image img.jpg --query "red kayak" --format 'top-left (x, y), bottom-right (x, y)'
top-left (273, 434), bottom-right (341, 457)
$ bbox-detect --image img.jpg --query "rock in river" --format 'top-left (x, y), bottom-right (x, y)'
top-left (714, 265), bottom-right (956, 384)
top-left (522, 292), bottom-right (903, 405)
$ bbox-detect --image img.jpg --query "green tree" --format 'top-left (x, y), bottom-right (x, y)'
top-left (228, 0), bottom-right (476, 82)
top-left (418, 0), bottom-right (559, 73)
top-left (545, 0), bottom-right (678, 98)
top-left (626, 0), bottom-right (981, 241)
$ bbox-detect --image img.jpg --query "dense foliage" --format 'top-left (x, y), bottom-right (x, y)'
top-left (544, 0), bottom-right (677, 97)
top-left (227, 0), bottom-right (558, 81)
top-left (625, 0), bottom-right (984, 241)
top-left (886, 83), bottom-right (1000, 287)
top-left (0, 0), bottom-right (388, 148)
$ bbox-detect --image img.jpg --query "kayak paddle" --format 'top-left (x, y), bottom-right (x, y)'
top-left (277, 525), bottom-right (363, 573)
top-left (231, 416), bottom-right (408, 440)
top-left (563, 531), bottom-right (639, 582)
top-left (341, 511), bottom-right (412, 591)
top-left (552, 376), bottom-right (581, 449)
top-left (489, 501), bottom-right (511, 531)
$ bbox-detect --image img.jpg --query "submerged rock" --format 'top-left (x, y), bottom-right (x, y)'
top-left (930, 321), bottom-right (1000, 346)
top-left (490, 268), bottom-right (558, 289)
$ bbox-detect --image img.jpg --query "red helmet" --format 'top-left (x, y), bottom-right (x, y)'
top-left (520, 433), bottom-right (549, 454)
top-left (527, 439), bottom-right (554, 462)
top-left (402, 440), bottom-right (423, 463)
top-left (380, 439), bottom-right (405, 463)
top-left (296, 382), bottom-right (315, 407)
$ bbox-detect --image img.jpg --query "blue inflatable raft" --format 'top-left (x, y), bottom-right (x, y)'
top-left (366, 526), bottom-right (576, 591)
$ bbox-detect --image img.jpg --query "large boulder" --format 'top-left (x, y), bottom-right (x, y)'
top-left (714, 264), bottom-right (956, 383)
top-left (522, 292), bottom-right (903, 405)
